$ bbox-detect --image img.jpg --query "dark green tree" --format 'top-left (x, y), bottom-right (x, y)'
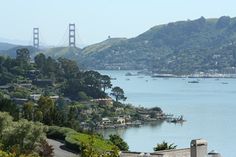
top-left (109, 134), bottom-right (129, 151)
top-left (153, 141), bottom-right (177, 151)
top-left (100, 75), bottom-right (112, 92)
top-left (110, 87), bottom-right (127, 102)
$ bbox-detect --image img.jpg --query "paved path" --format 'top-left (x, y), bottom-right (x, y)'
top-left (47, 138), bottom-right (79, 157)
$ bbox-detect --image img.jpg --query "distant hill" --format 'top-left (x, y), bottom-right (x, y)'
top-left (1, 17), bottom-right (236, 74)
top-left (0, 45), bottom-right (37, 58)
top-left (38, 47), bottom-right (82, 61)
top-left (0, 44), bottom-right (82, 62)
top-left (79, 16), bottom-right (236, 74)
top-left (0, 42), bottom-right (18, 51)
top-left (82, 38), bottom-right (127, 55)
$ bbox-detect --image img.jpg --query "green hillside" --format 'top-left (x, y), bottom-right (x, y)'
top-left (0, 45), bottom-right (37, 58)
top-left (0, 42), bottom-right (18, 51)
top-left (82, 38), bottom-right (127, 55)
top-left (80, 16), bottom-right (236, 74)
top-left (38, 47), bottom-right (82, 61)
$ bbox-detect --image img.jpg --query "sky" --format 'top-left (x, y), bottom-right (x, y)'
top-left (0, 0), bottom-right (236, 47)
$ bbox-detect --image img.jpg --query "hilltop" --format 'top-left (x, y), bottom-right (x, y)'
top-left (0, 42), bottom-right (18, 51)
top-left (80, 16), bottom-right (236, 74)
top-left (37, 46), bottom-right (82, 60)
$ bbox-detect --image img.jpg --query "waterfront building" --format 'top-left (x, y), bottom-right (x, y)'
top-left (120, 139), bottom-right (222, 157)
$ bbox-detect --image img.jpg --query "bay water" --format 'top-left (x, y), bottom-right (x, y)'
top-left (98, 70), bottom-right (236, 157)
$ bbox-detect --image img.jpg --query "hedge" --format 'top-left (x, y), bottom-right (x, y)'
top-left (46, 126), bottom-right (76, 140)
top-left (47, 126), bottom-right (115, 152)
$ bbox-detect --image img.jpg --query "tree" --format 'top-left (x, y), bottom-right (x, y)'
top-left (109, 134), bottom-right (129, 151)
top-left (16, 48), bottom-right (30, 68)
top-left (37, 96), bottom-right (55, 125)
top-left (0, 98), bottom-right (19, 120)
top-left (0, 112), bottom-right (13, 139)
top-left (37, 139), bottom-right (54, 157)
top-left (34, 53), bottom-right (46, 70)
top-left (22, 102), bottom-right (34, 121)
top-left (81, 136), bottom-right (119, 157)
top-left (58, 58), bottom-right (79, 79)
top-left (0, 112), bottom-right (46, 156)
top-left (100, 75), bottom-right (112, 92)
top-left (110, 87), bottom-right (127, 102)
top-left (153, 141), bottom-right (177, 151)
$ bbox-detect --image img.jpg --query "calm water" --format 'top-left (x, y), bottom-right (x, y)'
top-left (98, 70), bottom-right (236, 157)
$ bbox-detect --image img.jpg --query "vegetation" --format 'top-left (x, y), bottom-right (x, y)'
top-left (81, 136), bottom-right (119, 157)
top-left (77, 16), bottom-right (236, 74)
top-left (110, 87), bottom-right (127, 102)
top-left (65, 133), bottom-right (114, 152)
top-left (109, 135), bottom-right (129, 151)
top-left (153, 141), bottom-right (177, 151)
top-left (0, 112), bottom-right (47, 156)
top-left (0, 48), bottom-right (169, 156)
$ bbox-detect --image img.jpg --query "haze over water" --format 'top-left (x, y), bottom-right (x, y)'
top-left (99, 70), bottom-right (236, 157)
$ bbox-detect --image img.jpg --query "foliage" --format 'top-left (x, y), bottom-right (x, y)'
top-left (0, 150), bottom-right (38, 157)
top-left (65, 132), bottom-right (115, 152)
top-left (0, 112), bottom-right (47, 156)
top-left (81, 136), bottom-right (120, 157)
top-left (0, 98), bottom-right (19, 120)
top-left (37, 139), bottom-right (54, 157)
top-left (79, 16), bottom-right (236, 74)
top-left (153, 141), bottom-right (177, 151)
top-left (46, 126), bottom-right (76, 140)
top-left (109, 134), bottom-right (129, 151)
top-left (110, 87), bottom-right (127, 102)
top-left (37, 96), bottom-right (55, 125)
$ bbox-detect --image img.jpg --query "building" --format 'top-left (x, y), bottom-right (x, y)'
top-left (120, 139), bottom-right (222, 157)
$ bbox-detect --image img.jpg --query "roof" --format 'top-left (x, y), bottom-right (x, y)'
top-left (191, 139), bottom-right (208, 146)
top-left (121, 148), bottom-right (190, 157)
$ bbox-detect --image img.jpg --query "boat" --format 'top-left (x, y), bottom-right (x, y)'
top-left (188, 80), bottom-right (199, 83)
top-left (168, 115), bottom-right (186, 123)
top-left (125, 72), bottom-right (133, 76)
top-left (110, 77), bottom-right (117, 80)
top-left (221, 82), bottom-right (228, 84)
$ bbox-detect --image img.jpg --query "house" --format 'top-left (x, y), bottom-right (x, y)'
top-left (102, 117), bottom-right (112, 125)
top-left (120, 139), bottom-right (222, 157)
top-left (49, 95), bottom-right (59, 100)
top-left (30, 94), bottom-right (42, 101)
top-left (18, 83), bottom-right (32, 89)
top-left (12, 98), bottom-right (28, 105)
top-left (32, 79), bottom-right (54, 87)
top-left (91, 98), bottom-right (113, 106)
top-left (117, 117), bottom-right (126, 125)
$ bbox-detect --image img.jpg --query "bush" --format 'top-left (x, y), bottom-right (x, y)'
top-left (46, 126), bottom-right (76, 140)
top-left (78, 91), bottom-right (90, 101)
top-left (109, 134), bottom-right (129, 151)
top-left (65, 132), bottom-right (115, 152)
top-left (154, 141), bottom-right (177, 151)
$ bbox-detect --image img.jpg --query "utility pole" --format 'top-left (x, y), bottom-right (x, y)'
top-left (33, 28), bottom-right (39, 50)
top-left (69, 24), bottom-right (76, 47)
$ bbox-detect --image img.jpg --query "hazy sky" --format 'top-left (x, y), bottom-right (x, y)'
top-left (0, 0), bottom-right (236, 47)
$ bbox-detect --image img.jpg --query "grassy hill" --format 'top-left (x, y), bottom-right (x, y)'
top-left (82, 38), bottom-right (127, 55)
top-left (0, 45), bottom-right (37, 58)
top-left (79, 16), bottom-right (236, 74)
top-left (0, 42), bottom-right (18, 51)
top-left (38, 47), bottom-right (82, 61)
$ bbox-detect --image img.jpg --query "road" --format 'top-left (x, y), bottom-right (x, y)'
top-left (47, 138), bottom-right (79, 157)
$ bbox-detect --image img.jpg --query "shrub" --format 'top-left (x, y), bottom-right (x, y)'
top-left (109, 134), bottom-right (129, 151)
top-left (154, 141), bottom-right (177, 151)
top-left (46, 126), bottom-right (76, 140)
top-left (65, 132), bottom-right (115, 152)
